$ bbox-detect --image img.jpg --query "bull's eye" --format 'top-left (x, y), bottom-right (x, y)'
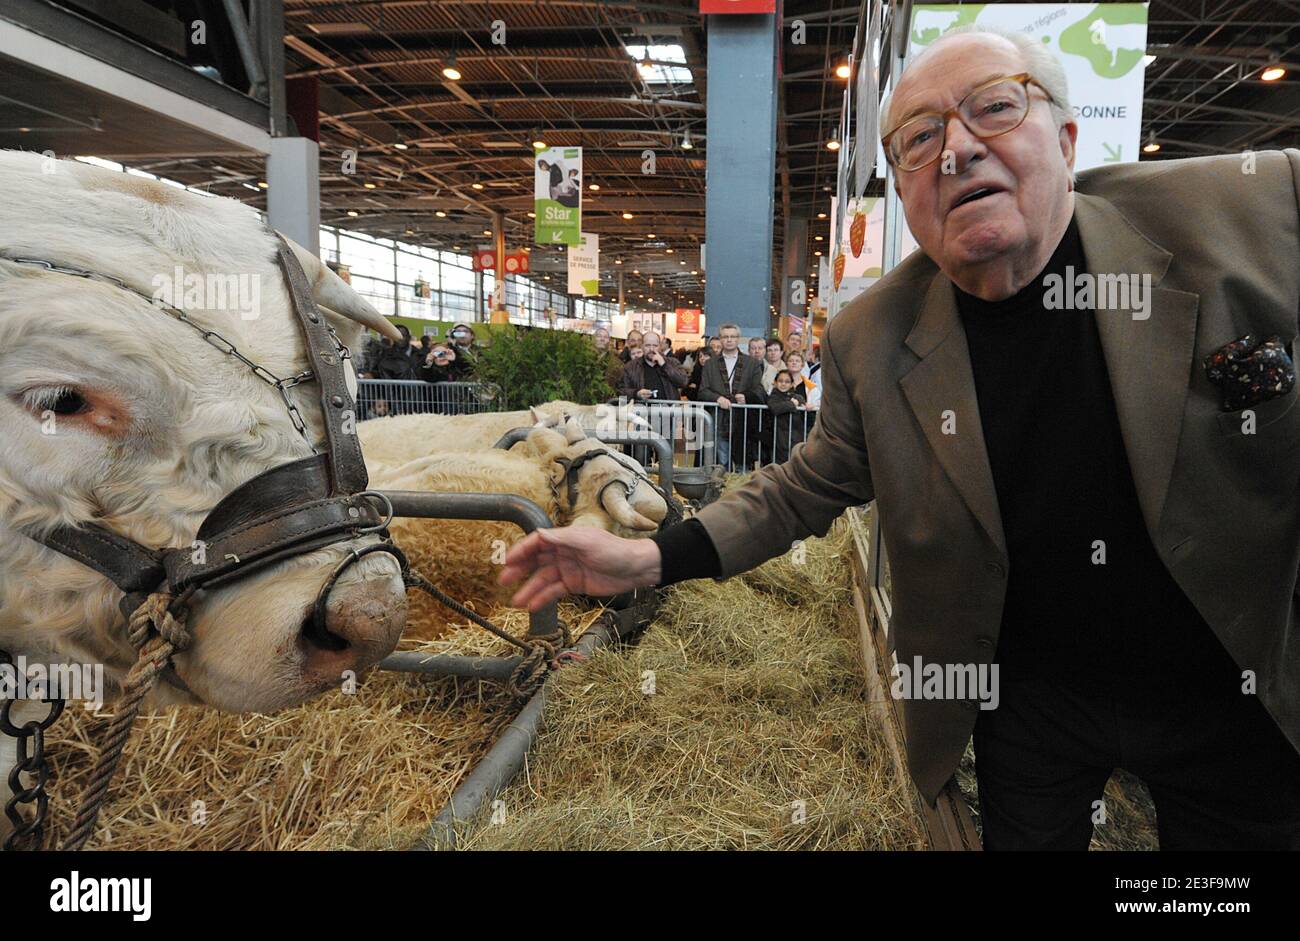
top-left (21, 386), bottom-right (91, 417)
top-left (48, 389), bottom-right (90, 415)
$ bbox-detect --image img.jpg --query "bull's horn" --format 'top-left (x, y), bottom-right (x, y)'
top-left (630, 483), bottom-right (668, 524)
top-left (601, 484), bottom-right (658, 531)
top-left (280, 234), bottom-right (402, 341)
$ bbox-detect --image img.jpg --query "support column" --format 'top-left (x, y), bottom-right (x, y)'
top-left (266, 136), bottom-right (320, 255)
top-left (781, 213), bottom-right (808, 319)
top-left (618, 269), bottom-right (625, 318)
top-left (704, 12), bottom-right (779, 339)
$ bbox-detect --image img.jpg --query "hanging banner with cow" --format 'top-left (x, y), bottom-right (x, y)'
top-left (534, 146), bottom-right (583, 245)
top-left (567, 232), bottom-right (599, 296)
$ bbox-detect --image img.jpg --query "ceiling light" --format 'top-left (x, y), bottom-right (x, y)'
top-left (532, 133), bottom-right (548, 151)
top-left (665, 248), bottom-right (674, 254)
top-left (442, 51), bottom-right (461, 81)
top-left (814, 250), bottom-right (822, 256)
top-left (691, 270), bottom-right (698, 275)
top-left (814, 235), bottom-right (824, 241)
top-left (405, 228), bottom-right (415, 235)
top-left (622, 212), bottom-right (634, 220)
top-left (681, 128), bottom-right (693, 150)
top-left (346, 210), bottom-right (359, 217)
top-left (257, 181), bottom-right (268, 189)
top-left (452, 244), bottom-right (460, 250)
top-left (589, 183), bottom-right (600, 191)
top-left (826, 129), bottom-right (841, 152)
top-left (817, 212), bottom-right (827, 220)
top-left (363, 182), bottom-right (376, 189)
top-left (393, 141), bottom-right (409, 151)
top-left (835, 61), bottom-right (851, 79)
top-left (471, 182), bottom-right (484, 190)
top-left (435, 210), bottom-right (447, 217)
top-left (1261, 63), bottom-right (1287, 81)
top-left (483, 229), bottom-right (492, 236)
top-left (615, 259), bottom-right (622, 264)
top-left (638, 55), bottom-right (656, 79)
top-left (1142, 132), bottom-right (1160, 154)
top-left (632, 269), bottom-right (639, 275)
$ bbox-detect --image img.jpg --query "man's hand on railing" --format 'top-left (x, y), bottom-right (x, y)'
top-left (499, 527), bottom-right (662, 611)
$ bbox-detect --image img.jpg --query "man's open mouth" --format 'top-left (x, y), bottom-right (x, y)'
top-left (951, 187), bottom-right (1002, 210)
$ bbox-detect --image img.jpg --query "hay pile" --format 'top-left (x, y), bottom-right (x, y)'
top-left (39, 518), bottom-right (924, 850)
top-left (460, 523), bottom-right (926, 850)
top-left (40, 607), bottom-right (601, 851)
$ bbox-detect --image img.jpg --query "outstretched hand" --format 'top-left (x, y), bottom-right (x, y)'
top-left (498, 527), bottom-right (662, 611)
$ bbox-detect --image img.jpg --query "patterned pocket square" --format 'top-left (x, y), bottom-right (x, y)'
top-left (1202, 334), bottom-right (1295, 412)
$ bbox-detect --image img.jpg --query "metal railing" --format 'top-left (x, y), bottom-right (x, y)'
top-left (611, 399), bottom-right (819, 473)
top-left (356, 380), bottom-right (505, 418)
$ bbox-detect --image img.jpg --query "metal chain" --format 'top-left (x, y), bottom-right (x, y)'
top-left (0, 255), bottom-right (343, 445)
top-left (0, 648), bottom-right (66, 851)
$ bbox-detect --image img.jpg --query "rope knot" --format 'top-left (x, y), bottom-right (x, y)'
top-left (127, 592), bottom-right (193, 652)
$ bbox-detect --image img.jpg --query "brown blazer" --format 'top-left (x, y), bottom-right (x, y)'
top-left (696, 150), bottom-right (1300, 804)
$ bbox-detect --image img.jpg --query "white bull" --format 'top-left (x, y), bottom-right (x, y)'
top-left (356, 400), bottom-right (651, 472)
top-left (0, 151), bottom-right (413, 842)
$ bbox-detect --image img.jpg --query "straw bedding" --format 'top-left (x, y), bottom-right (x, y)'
top-left (35, 496), bottom-right (1157, 851)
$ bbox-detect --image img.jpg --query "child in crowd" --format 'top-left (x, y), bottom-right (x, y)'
top-left (767, 369), bottom-right (810, 463)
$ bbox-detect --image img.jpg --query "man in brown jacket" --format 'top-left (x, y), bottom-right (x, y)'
top-left (500, 29), bottom-right (1300, 850)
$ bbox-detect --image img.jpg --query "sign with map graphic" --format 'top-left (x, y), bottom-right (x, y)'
top-left (906, 4), bottom-right (1149, 172)
top-left (566, 232), bottom-right (599, 296)
top-left (534, 146), bottom-right (582, 245)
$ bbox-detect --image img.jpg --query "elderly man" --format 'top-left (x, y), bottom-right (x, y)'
top-left (500, 28), bottom-right (1300, 850)
top-left (617, 330), bottom-right (688, 402)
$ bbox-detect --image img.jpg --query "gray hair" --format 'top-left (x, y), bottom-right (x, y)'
top-left (880, 26), bottom-right (1074, 140)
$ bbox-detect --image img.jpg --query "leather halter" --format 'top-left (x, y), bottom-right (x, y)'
top-left (551, 446), bottom-right (658, 515)
top-left (3, 234), bottom-right (399, 636)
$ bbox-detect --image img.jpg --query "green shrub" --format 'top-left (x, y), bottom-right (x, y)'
top-left (473, 327), bottom-right (614, 407)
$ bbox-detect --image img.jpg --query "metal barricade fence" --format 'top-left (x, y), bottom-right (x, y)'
top-left (610, 398), bottom-right (818, 473)
top-left (357, 380), bottom-right (506, 418)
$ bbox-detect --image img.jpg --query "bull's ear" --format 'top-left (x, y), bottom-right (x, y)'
top-left (525, 426), bottom-right (569, 460)
top-left (562, 417), bottom-right (587, 444)
top-left (529, 406), bottom-right (546, 426)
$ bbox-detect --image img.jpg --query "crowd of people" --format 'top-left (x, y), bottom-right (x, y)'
top-left (356, 322), bottom-right (480, 383)
top-left (352, 318), bottom-right (820, 467)
top-left (602, 322), bottom-right (822, 470)
top-left (354, 322), bottom-right (482, 418)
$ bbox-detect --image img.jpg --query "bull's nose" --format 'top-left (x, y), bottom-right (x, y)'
top-left (300, 573), bottom-right (407, 681)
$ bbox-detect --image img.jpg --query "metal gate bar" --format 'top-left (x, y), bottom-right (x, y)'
top-left (375, 490), bottom-right (557, 685)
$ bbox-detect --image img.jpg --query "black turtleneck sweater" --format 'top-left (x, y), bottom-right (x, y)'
top-left (656, 218), bottom-right (1239, 702)
top-left (956, 218), bottom-right (1238, 697)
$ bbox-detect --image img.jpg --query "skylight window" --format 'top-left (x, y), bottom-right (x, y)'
top-left (626, 44), bottom-right (693, 85)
